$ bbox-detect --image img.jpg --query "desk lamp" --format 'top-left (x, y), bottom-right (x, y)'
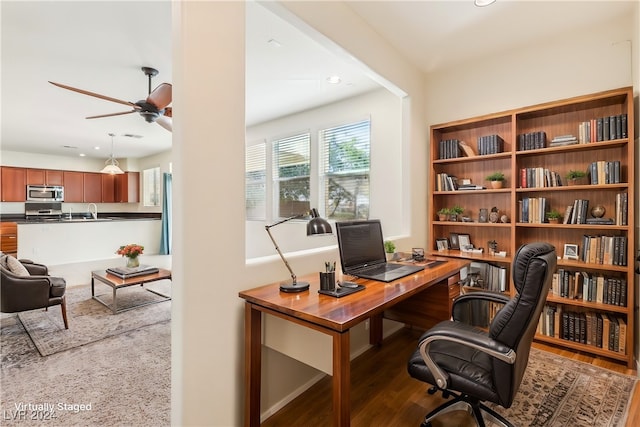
top-left (265, 208), bottom-right (332, 293)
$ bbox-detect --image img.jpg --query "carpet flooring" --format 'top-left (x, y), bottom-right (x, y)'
top-left (16, 280), bottom-right (171, 356)
top-left (1, 284), bottom-right (171, 426)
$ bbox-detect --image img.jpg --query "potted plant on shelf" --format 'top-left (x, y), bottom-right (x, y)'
top-left (565, 170), bottom-right (587, 186)
top-left (485, 171), bottom-right (505, 189)
top-left (384, 240), bottom-right (396, 261)
top-left (437, 208), bottom-right (451, 221)
top-left (450, 205), bottom-right (464, 222)
top-left (545, 209), bottom-right (562, 224)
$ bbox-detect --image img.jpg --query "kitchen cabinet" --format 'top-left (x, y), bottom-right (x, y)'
top-left (102, 174), bottom-right (116, 203)
top-left (26, 168), bottom-right (64, 186)
top-left (63, 171), bottom-right (83, 202)
top-left (0, 222), bottom-right (18, 257)
top-left (1, 167), bottom-right (26, 202)
top-left (115, 172), bottom-right (139, 203)
top-left (83, 172), bottom-right (103, 202)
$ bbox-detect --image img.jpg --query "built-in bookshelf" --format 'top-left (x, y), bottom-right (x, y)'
top-left (428, 87), bottom-right (635, 367)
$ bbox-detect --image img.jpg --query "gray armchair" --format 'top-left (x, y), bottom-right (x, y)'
top-left (0, 258), bottom-right (68, 329)
top-left (407, 242), bottom-right (556, 427)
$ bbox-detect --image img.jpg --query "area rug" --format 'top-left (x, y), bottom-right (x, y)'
top-left (16, 280), bottom-right (171, 356)
top-left (485, 348), bottom-right (637, 426)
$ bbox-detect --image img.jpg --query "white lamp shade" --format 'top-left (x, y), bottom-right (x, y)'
top-left (100, 161), bottom-right (124, 174)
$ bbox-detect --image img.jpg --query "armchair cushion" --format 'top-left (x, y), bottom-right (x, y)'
top-left (6, 255), bottom-right (30, 276)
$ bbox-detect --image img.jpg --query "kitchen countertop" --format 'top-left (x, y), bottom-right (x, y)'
top-left (1, 213), bottom-right (162, 224)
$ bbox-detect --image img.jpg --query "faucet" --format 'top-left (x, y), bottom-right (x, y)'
top-left (87, 203), bottom-right (98, 220)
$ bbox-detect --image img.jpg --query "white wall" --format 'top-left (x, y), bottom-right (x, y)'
top-left (172, 1), bottom-right (426, 425)
top-left (245, 88), bottom-right (404, 259)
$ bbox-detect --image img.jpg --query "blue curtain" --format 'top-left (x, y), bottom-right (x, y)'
top-left (159, 172), bottom-right (172, 255)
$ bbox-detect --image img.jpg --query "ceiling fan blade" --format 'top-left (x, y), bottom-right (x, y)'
top-left (147, 83), bottom-right (172, 109)
top-left (49, 81), bottom-right (137, 108)
top-left (86, 110), bottom-right (137, 119)
top-left (156, 115), bottom-right (172, 132)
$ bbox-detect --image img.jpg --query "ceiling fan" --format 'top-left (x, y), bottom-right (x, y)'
top-left (49, 66), bottom-right (172, 132)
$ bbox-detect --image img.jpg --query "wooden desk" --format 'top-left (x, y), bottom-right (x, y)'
top-left (239, 258), bottom-right (469, 427)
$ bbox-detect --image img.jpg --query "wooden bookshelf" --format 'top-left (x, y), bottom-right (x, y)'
top-left (428, 87), bottom-right (635, 367)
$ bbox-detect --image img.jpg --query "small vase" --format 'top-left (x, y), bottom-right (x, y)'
top-left (126, 256), bottom-right (140, 268)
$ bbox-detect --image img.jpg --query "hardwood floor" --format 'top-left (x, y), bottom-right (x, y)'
top-left (261, 327), bottom-right (639, 427)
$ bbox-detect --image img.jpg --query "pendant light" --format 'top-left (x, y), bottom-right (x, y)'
top-left (100, 133), bottom-right (124, 174)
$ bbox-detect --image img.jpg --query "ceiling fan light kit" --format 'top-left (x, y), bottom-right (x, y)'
top-left (49, 66), bottom-right (172, 132)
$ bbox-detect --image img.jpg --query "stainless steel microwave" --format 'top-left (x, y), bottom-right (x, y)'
top-left (26, 185), bottom-right (64, 202)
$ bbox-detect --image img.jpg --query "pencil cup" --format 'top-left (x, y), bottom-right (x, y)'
top-left (319, 272), bottom-right (336, 291)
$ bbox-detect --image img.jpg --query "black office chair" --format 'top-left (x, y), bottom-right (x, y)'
top-left (407, 242), bottom-right (556, 427)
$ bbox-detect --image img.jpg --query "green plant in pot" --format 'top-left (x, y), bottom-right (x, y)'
top-left (565, 170), bottom-right (586, 185)
top-left (437, 207), bottom-right (452, 221)
top-left (486, 171), bottom-right (505, 188)
top-left (384, 240), bottom-right (396, 261)
top-left (546, 209), bottom-right (562, 224)
top-left (450, 205), bottom-right (464, 221)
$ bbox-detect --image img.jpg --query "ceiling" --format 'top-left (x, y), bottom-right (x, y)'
top-left (1, 1), bottom-right (636, 160)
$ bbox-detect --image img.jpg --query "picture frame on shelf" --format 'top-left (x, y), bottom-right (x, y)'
top-left (449, 233), bottom-right (460, 250)
top-left (412, 248), bottom-right (425, 261)
top-left (563, 244), bottom-right (579, 260)
top-left (458, 234), bottom-right (471, 250)
top-left (435, 238), bottom-right (449, 251)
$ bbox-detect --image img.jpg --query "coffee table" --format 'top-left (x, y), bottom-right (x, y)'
top-left (91, 268), bottom-right (172, 314)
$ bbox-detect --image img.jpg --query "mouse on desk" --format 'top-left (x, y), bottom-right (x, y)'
top-left (338, 281), bottom-right (360, 289)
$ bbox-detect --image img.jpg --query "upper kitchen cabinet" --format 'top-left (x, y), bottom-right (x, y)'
top-left (115, 172), bottom-right (139, 203)
top-left (63, 171), bottom-right (83, 202)
top-left (83, 172), bottom-right (103, 203)
top-left (1, 167), bottom-right (26, 202)
top-left (26, 168), bottom-right (64, 186)
top-left (102, 174), bottom-right (116, 203)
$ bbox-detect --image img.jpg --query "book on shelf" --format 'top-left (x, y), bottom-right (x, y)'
top-left (589, 160), bottom-right (620, 184)
top-left (518, 131), bottom-right (547, 151)
top-left (438, 139), bottom-right (461, 159)
top-left (580, 235), bottom-right (628, 266)
top-left (615, 192), bottom-right (628, 225)
top-left (458, 140), bottom-right (476, 157)
top-left (548, 308), bottom-right (626, 354)
top-left (578, 114), bottom-right (627, 143)
top-left (106, 264), bottom-right (159, 279)
top-left (520, 167), bottom-right (563, 188)
top-left (476, 134), bottom-right (504, 155)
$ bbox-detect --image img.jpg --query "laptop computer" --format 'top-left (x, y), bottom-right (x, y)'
top-left (336, 219), bottom-right (424, 282)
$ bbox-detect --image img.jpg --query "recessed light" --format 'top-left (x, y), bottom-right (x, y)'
top-left (474, 0), bottom-right (496, 7)
top-left (79, 153), bottom-right (86, 157)
top-left (326, 75), bottom-right (341, 84)
top-left (94, 146), bottom-right (100, 150)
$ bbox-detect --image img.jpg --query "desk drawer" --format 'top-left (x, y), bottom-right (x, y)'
top-left (384, 273), bottom-right (461, 331)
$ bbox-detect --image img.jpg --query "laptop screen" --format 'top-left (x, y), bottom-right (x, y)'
top-left (336, 219), bottom-right (387, 272)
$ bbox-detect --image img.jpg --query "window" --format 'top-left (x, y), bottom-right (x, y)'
top-left (273, 133), bottom-right (310, 218)
top-left (245, 143), bottom-right (266, 220)
top-left (143, 167), bottom-right (161, 207)
top-left (320, 120), bottom-right (370, 220)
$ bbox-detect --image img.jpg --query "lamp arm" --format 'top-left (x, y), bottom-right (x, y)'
top-left (265, 225), bottom-right (298, 284)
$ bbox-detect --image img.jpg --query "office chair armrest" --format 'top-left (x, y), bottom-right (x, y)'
top-left (451, 291), bottom-right (510, 323)
top-left (417, 321), bottom-right (516, 390)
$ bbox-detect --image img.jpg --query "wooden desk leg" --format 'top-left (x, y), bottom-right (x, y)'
top-left (244, 303), bottom-right (262, 427)
top-left (333, 331), bottom-right (350, 427)
top-left (369, 313), bottom-right (383, 346)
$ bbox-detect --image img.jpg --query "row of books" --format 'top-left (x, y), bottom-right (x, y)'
top-left (517, 197), bottom-right (548, 223)
top-left (580, 234), bottom-right (628, 266)
top-left (517, 131), bottom-right (546, 151)
top-left (538, 305), bottom-right (627, 354)
top-left (455, 289), bottom-right (504, 328)
top-left (577, 114), bottom-right (628, 143)
top-left (614, 192), bottom-right (628, 226)
top-left (519, 167), bottom-right (563, 188)
top-left (565, 199), bottom-right (590, 224)
top-left (476, 134), bottom-right (504, 155)
top-left (438, 139), bottom-right (461, 159)
top-left (435, 173), bottom-right (458, 191)
top-left (589, 160), bottom-right (621, 184)
top-left (551, 269), bottom-right (627, 306)
top-left (548, 134), bottom-right (578, 147)
top-left (469, 261), bottom-right (508, 293)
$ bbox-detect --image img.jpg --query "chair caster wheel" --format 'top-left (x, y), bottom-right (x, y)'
top-left (421, 422), bottom-right (432, 427)
top-left (427, 386), bottom-right (438, 395)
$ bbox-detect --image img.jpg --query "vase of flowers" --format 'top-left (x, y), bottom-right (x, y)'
top-left (116, 244), bottom-right (144, 268)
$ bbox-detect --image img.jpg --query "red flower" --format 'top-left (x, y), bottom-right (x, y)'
top-left (116, 244), bottom-right (144, 258)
